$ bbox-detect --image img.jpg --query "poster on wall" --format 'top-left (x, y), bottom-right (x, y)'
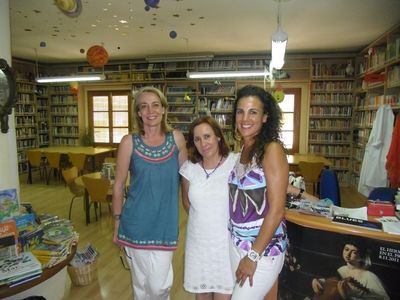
top-left (280, 221), bottom-right (399, 300)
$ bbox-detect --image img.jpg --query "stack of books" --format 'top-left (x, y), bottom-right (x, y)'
top-left (0, 251), bottom-right (42, 287)
top-left (31, 242), bottom-right (69, 268)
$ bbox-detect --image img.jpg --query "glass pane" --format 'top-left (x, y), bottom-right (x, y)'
top-left (93, 96), bottom-right (109, 111)
top-left (94, 128), bottom-right (109, 143)
top-left (112, 95), bottom-right (129, 111)
top-left (279, 94), bottom-right (294, 112)
top-left (113, 112), bottom-right (129, 126)
top-left (113, 128), bottom-right (129, 143)
top-left (93, 112), bottom-right (109, 126)
top-left (282, 113), bottom-right (294, 130)
top-left (281, 131), bottom-right (293, 149)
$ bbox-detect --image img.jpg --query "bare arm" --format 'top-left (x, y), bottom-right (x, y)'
top-left (287, 184), bottom-right (319, 202)
top-left (173, 130), bottom-right (188, 167)
top-left (112, 134), bottom-right (132, 244)
top-left (181, 177), bottom-right (190, 213)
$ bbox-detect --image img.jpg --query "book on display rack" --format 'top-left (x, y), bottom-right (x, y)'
top-left (332, 215), bottom-right (383, 231)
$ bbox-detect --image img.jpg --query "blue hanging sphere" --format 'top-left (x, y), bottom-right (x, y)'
top-left (144, 0), bottom-right (160, 8)
top-left (169, 30), bottom-right (177, 39)
top-left (144, 5), bottom-right (150, 11)
top-left (40, 41), bottom-right (46, 47)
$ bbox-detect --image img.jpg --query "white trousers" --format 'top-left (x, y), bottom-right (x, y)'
top-left (229, 243), bottom-right (285, 300)
top-left (124, 247), bottom-right (173, 300)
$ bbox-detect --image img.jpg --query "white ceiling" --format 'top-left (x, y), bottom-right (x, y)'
top-left (9, 0), bottom-right (400, 64)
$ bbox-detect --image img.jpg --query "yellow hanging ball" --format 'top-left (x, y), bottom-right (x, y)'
top-left (272, 90), bottom-right (285, 103)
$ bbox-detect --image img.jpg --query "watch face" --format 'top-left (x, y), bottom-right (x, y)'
top-left (247, 250), bottom-right (260, 262)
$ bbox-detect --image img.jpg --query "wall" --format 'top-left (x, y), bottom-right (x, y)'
top-left (0, 1), bottom-right (20, 194)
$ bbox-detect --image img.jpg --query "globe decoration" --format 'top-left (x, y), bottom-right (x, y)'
top-left (86, 45), bottom-right (109, 68)
top-left (169, 30), bottom-right (177, 39)
top-left (144, 5), bottom-right (150, 11)
top-left (70, 82), bottom-right (79, 95)
top-left (144, 0), bottom-right (160, 8)
top-left (272, 89), bottom-right (285, 103)
top-left (80, 48), bottom-right (85, 54)
top-left (40, 41), bottom-right (46, 47)
top-left (54, 0), bottom-right (82, 18)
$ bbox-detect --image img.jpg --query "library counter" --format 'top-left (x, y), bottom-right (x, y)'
top-left (280, 210), bottom-right (400, 299)
top-left (0, 245), bottom-right (76, 299)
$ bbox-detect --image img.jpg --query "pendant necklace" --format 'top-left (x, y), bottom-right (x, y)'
top-left (201, 156), bottom-right (223, 179)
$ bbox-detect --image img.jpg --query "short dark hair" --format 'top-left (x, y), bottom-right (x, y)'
top-left (187, 116), bottom-right (230, 163)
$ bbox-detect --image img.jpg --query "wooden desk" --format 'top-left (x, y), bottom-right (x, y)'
top-left (0, 246), bottom-right (76, 299)
top-left (26, 146), bottom-right (116, 184)
top-left (287, 154), bottom-right (332, 168)
top-left (280, 209), bottom-right (400, 299)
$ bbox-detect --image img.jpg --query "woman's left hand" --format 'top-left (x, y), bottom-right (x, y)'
top-left (235, 256), bottom-right (257, 287)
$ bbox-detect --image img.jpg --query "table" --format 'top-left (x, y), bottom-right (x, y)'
top-left (26, 146), bottom-right (116, 184)
top-left (279, 210), bottom-right (400, 299)
top-left (0, 245), bottom-right (76, 299)
top-left (287, 153), bottom-right (332, 168)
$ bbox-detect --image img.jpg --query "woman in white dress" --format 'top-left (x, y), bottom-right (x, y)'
top-left (180, 116), bottom-right (237, 300)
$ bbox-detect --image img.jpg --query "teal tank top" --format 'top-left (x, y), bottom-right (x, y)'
top-left (117, 132), bottom-right (180, 250)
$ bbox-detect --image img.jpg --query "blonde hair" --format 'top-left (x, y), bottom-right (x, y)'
top-left (131, 86), bottom-right (172, 135)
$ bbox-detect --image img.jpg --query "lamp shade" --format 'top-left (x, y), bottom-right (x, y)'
top-left (271, 28), bottom-right (288, 70)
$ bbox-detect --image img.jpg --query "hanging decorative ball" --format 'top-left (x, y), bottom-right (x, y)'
top-left (144, 5), bottom-right (150, 11)
top-left (39, 41), bottom-right (46, 47)
top-left (272, 90), bottom-right (285, 103)
top-left (79, 48), bottom-right (85, 53)
top-left (144, 0), bottom-right (160, 8)
top-left (169, 30), bottom-right (177, 39)
top-left (86, 45), bottom-right (109, 68)
top-left (70, 81), bottom-right (79, 95)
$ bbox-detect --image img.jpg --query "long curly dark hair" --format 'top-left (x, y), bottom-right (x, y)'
top-left (232, 85), bottom-right (285, 166)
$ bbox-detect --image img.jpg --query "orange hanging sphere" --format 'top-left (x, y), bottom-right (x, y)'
top-left (86, 45), bottom-right (109, 68)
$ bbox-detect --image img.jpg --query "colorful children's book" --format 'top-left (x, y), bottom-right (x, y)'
top-left (0, 219), bottom-right (18, 260)
top-left (0, 188), bottom-right (19, 221)
top-left (0, 251), bottom-right (42, 283)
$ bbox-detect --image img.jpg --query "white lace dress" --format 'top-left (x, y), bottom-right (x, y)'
top-left (179, 153), bottom-right (238, 294)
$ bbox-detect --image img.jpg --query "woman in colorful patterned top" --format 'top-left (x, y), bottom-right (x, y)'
top-left (229, 85), bottom-right (289, 300)
top-left (112, 86), bottom-right (187, 300)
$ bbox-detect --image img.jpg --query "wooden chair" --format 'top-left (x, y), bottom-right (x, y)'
top-left (68, 152), bottom-right (87, 175)
top-left (62, 166), bottom-right (85, 220)
top-left (25, 150), bottom-right (47, 183)
top-left (82, 176), bottom-right (112, 222)
top-left (44, 152), bottom-right (62, 185)
top-left (298, 161), bottom-right (325, 196)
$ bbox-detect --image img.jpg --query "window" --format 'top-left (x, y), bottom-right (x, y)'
top-left (88, 91), bottom-right (131, 145)
top-left (278, 88), bottom-right (301, 154)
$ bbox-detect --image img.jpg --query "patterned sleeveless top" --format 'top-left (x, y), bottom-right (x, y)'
top-left (228, 157), bottom-right (288, 256)
top-left (117, 132), bottom-right (180, 250)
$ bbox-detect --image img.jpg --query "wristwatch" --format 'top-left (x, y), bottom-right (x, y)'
top-left (247, 249), bottom-right (261, 262)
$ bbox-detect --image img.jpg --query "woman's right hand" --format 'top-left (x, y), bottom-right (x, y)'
top-left (312, 278), bottom-right (324, 294)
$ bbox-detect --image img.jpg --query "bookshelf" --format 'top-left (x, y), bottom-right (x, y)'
top-left (35, 84), bottom-right (50, 147)
top-left (309, 56), bottom-right (355, 186)
top-left (15, 80), bottom-right (38, 174)
top-left (350, 24), bottom-right (400, 188)
top-left (48, 85), bottom-right (79, 146)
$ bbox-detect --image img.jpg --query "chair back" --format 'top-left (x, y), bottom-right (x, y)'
top-left (68, 152), bottom-right (87, 172)
top-left (368, 187), bottom-right (397, 203)
top-left (82, 176), bottom-right (111, 203)
top-left (45, 152), bottom-right (61, 168)
top-left (26, 151), bottom-right (43, 167)
top-left (62, 166), bottom-right (84, 196)
top-left (298, 161), bottom-right (325, 182)
top-left (319, 169), bottom-right (341, 206)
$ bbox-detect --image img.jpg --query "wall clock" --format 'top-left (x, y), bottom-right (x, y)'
top-left (0, 58), bottom-right (17, 134)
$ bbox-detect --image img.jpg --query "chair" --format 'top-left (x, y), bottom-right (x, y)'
top-left (298, 161), bottom-right (325, 196)
top-left (25, 150), bottom-right (47, 183)
top-left (62, 166), bottom-right (85, 219)
top-left (44, 152), bottom-right (62, 185)
top-left (368, 187), bottom-right (397, 203)
top-left (68, 152), bottom-right (87, 175)
top-left (319, 169), bottom-right (341, 206)
top-left (82, 176), bottom-right (112, 222)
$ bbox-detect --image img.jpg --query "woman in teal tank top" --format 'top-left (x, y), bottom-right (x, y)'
top-left (112, 86), bottom-right (187, 300)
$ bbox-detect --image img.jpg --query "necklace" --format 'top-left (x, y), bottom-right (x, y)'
top-left (201, 156), bottom-right (223, 179)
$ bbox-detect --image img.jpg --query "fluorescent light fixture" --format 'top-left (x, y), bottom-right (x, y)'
top-left (271, 28), bottom-right (288, 70)
top-left (187, 70), bottom-right (269, 79)
top-left (36, 74), bottom-right (105, 83)
top-left (146, 53), bottom-right (214, 63)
